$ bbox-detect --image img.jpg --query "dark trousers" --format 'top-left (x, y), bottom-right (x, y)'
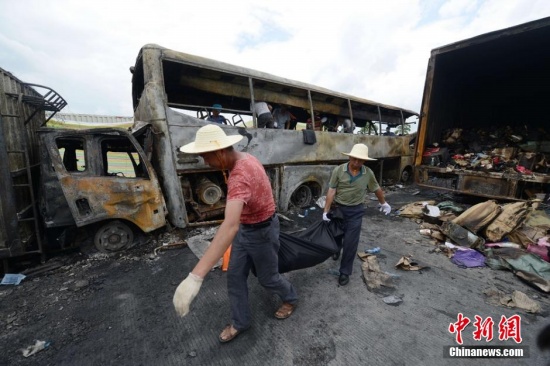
top-left (257, 113), bottom-right (274, 128)
top-left (338, 204), bottom-right (366, 276)
top-left (227, 215), bottom-right (298, 330)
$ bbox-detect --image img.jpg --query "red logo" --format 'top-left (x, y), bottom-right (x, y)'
top-left (449, 314), bottom-right (522, 344)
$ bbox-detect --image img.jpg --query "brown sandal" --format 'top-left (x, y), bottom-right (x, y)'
top-left (274, 302), bottom-right (297, 319)
top-left (218, 324), bottom-right (249, 343)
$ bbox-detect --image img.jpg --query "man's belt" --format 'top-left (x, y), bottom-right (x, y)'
top-left (241, 213), bottom-right (276, 229)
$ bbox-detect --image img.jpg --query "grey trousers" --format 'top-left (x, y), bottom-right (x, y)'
top-left (227, 215), bottom-right (298, 330)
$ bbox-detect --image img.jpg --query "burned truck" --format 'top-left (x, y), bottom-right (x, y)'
top-left (0, 68), bottom-right (66, 260)
top-left (415, 17), bottom-right (550, 201)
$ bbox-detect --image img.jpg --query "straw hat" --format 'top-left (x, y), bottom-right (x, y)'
top-left (341, 143), bottom-right (377, 161)
top-left (179, 124), bottom-right (243, 154)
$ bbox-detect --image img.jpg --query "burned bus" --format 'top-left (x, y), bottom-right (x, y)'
top-left (130, 44), bottom-right (419, 228)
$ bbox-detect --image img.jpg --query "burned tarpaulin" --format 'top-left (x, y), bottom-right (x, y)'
top-left (485, 247), bottom-right (550, 293)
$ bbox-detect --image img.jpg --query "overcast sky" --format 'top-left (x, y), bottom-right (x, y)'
top-left (1, 1), bottom-right (549, 119)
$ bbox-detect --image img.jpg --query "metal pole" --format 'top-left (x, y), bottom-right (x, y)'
top-left (248, 78), bottom-right (257, 128)
top-left (377, 105), bottom-right (382, 135)
top-left (347, 99), bottom-right (354, 125)
top-left (307, 90), bottom-right (314, 128)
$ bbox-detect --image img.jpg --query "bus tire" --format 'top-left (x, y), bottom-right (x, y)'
top-left (290, 184), bottom-right (313, 208)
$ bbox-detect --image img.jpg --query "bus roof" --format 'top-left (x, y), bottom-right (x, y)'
top-left (134, 44), bottom-right (418, 126)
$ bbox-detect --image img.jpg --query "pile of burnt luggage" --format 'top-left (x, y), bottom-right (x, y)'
top-left (399, 199), bottom-right (550, 292)
top-left (422, 126), bottom-right (550, 175)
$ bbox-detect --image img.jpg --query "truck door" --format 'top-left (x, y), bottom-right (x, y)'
top-left (45, 129), bottom-right (166, 233)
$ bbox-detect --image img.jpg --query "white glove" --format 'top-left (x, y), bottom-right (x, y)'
top-left (173, 273), bottom-right (203, 317)
top-left (322, 212), bottom-right (331, 222)
top-left (379, 202), bottom-right (391, 215)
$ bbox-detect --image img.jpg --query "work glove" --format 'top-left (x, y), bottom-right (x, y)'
top-left (173, 273), bottom-right (203, 317)
top-left (378, 202), bottom-right (391, 215)
top-left (322, 212), bottom-right (331, 222)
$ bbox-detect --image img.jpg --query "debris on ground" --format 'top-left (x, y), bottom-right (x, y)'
top-left (395, 255), bottom-right (426, 271)
top-left (383, 295), bottom-right (403, 306)
top-left (483, 287), bottom-right (542, 313)
top-left (1, 273), bottom-right (26, 285)
top-left (358, 253), bottom-right (395, 291)
top-left (21, 340), bottom-right (50, 358)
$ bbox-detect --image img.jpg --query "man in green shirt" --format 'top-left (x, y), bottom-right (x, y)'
top-left (322, 144), bottom-right (391, 286)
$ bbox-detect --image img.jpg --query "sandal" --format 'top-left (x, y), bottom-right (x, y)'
top-left (218, 324), bottom-right (249, 343)
top-left (274, 302), bottom-right (297, 319)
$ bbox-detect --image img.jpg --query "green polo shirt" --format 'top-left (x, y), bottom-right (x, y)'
top-left (328, 163), bottom-right (380, 206)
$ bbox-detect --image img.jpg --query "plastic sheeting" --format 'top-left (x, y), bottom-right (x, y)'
top-left (278, 219), bottom-right (343, 273)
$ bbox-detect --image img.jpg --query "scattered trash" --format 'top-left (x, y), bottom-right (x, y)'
top-left (527, 244), bottom-right (550, 262)
top-left (484, 287), bottom-right (541, 313)
top-left (309, 207), bottom-right (316, 211)
top-left (419, 229), bottom-right (432, 236)
top-left (326, 268), bottom-right (340, 276)
top-left (395, 256), bottom-right (426, 271)
top-left (21, 340), bottom-right (50, 357)
top-left (315, 196), bottom-right (326, 208)
top-left (501, 290), bottom-right (541, 313)
top-left (358, 253), bottom-right (395, 291)
top-left (297, 214), bottom-right (305, 218)
top-left (1, 274), bottom-right (26, 286)
top-left (383, 295), bottom-right (403, 306)
top-left (444, 242), bottom-right (470, 251)
top-left (365, 247), bottom-right (381, 254)
top-left (484, 242), bottom-right (522, 249)
top-left (451, 249), bottom-right (486, 268)
top-left (382, 271), bottom-right (401, 278)
top-left (153, 241), bottom-right (187, 256)
top-left (277, 213), bottom-right (293, 222)
top-left (303, 210), bottom-right (309, 217)
top-left (441, 221), bottom-right (485, 249)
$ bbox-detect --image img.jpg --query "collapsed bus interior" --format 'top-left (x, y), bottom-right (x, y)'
top-left (159, 58), bottom-right (417, 133)
top-left (417, 19), bottom-right (550, 201)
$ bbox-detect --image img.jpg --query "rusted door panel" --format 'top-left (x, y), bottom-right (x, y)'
top-left (42, 129), bottom-right (167, 233)
top-left (55, 175), bottom-right (165, 232)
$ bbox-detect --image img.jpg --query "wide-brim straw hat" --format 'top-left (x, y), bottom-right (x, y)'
top-left (179, 124), bottom-right (243, 154)
top-left (341, 143), bottom-right (377, 161)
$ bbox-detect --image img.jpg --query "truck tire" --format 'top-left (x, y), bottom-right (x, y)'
top-left (94, 220), bottom-right (134, 253)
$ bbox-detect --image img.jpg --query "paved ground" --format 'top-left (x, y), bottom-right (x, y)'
top-left (1, 185), bottom-right (549, 365)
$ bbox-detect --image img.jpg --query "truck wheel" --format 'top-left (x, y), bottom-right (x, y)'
top-left (94, 220), bottom-right (134, 253)
top-left (290, 184), bottom-right (312, 208)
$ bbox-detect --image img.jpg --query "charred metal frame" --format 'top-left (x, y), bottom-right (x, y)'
top-left (415, 17), bottom-right (550, 201)
top-left (131, 44), bottom-right (419, 227)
